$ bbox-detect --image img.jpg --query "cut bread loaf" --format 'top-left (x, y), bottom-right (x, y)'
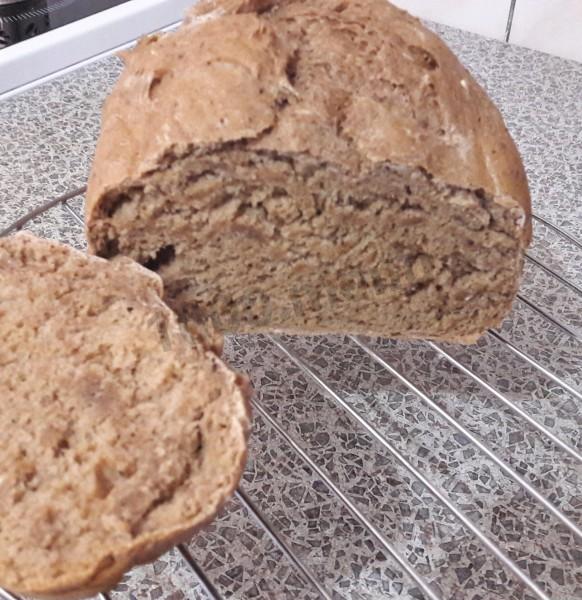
top-left (0, 233), bottom-right (250, 600)
top-left (86, 0), bottom-right (531, 343)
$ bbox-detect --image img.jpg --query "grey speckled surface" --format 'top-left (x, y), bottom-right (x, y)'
top-left (1, 18), bottom-right (582, 600)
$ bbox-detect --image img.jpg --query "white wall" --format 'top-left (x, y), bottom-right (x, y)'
top-left (390, 0), bottom-right (582, 63)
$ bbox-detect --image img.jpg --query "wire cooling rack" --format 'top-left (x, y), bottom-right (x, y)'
top-left (0, 185), bottom-right (581, 600)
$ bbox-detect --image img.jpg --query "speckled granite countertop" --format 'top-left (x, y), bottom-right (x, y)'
top-left (1, 20), bottom-right (581, 600)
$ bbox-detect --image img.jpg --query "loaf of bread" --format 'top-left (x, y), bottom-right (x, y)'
top-left (0, 233), bottom-right (250, 599)
top-left (86, 0), bottom-right (531, 343)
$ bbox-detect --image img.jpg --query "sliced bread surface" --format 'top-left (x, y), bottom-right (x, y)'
top-left (0, 233), bottom-right (250, 599)
top-left (86, 0), bottom-right (531, 342)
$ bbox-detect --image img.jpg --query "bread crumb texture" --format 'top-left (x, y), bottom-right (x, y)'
top-left (0, 233), bottom-right (250, 599)
top-left (86, 0), bottom-right (531, 343)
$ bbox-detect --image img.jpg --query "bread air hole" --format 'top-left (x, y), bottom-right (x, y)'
top-left (104, 193), bottom-right (131, 218)
top-left (408, 45), bottom-right (439, 70)
top-left (143, 245), bottom-right (176, 271)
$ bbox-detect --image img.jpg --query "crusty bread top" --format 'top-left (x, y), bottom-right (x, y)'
top-left (86, 0), bottom-right (531, 243)
top-left (0, 233), bottom-right (250, 599)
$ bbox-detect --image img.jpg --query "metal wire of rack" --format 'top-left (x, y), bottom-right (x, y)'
top-left (0, 187), bottom-right (581, 600)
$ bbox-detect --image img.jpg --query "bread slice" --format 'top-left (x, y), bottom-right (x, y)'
top-left (85, 0), bottom-right (531, 343)
top-left (0, 233), bottom-right (250, 600)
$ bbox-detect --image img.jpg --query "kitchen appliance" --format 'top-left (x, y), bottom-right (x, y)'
top-left (0, 0), bottom-right (130, 49)
top-left (0, 0), bottom-right (193, 96)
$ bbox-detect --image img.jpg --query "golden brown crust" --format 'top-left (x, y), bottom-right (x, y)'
top-left (86, 0), bottom-right (531, 245)
top-left (0, 233), bottom-right (251, 600)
